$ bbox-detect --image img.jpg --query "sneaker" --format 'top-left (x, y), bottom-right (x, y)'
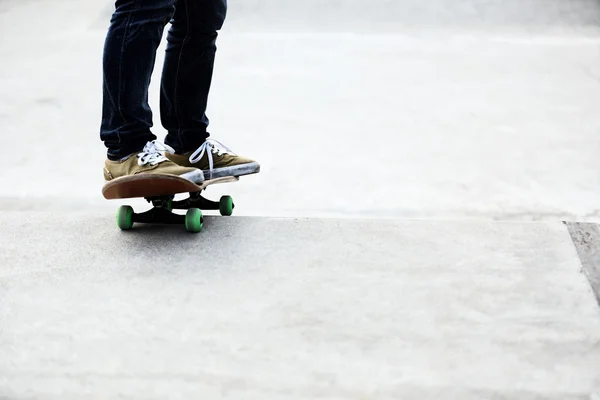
top-left (165, 138), bottom-right (260, 180)
top-left (103, 140), bottom-right (205, 184)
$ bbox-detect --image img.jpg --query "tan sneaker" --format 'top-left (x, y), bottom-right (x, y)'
top-left (165, 138), bottom-right (260, 180)
top-left (103, 141), bottom-right (205, 184)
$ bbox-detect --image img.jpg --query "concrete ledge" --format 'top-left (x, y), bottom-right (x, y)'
top-left (566, 222), bottom-right (600, 307)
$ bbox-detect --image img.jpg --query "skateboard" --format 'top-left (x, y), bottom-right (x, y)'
top-left (102, 174), bottom-right (239, 232)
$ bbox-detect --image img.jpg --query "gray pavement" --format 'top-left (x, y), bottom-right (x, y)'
top-left (2, 213), bottom-right (600, 398)
top-left (226, 0), bottom-right (600, 33)
top-left (1, 0), bottom-right (600, 398)
top-left (1, 0), bottom-right (600, 220)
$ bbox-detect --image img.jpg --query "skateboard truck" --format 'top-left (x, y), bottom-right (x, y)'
top-left (172, 191), bottom-right (235, 215)
top-left (133, 196), bottom-right (186, 225)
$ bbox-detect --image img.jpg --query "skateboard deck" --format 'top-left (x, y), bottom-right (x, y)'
top-left (102, 174), bottom-right (239, 232)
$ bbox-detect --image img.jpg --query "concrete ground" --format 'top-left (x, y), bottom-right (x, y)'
top-left (1, 0), bottom-right (600, 398)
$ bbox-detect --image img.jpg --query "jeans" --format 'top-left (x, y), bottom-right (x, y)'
top-left (100, 0), bottom-right (227, 160)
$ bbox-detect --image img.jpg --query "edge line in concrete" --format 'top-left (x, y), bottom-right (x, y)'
top-left (565, 221), bottom-right (600, 308)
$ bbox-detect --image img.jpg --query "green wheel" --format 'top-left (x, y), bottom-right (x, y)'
top-left (185, 208), bottom-right (203, 233)
top-left (116, 205), bottom-right (134, 230)
top-left (166, 199), bottom-right (173, 212)
top-left (219, 195), bottom-right (234, 216)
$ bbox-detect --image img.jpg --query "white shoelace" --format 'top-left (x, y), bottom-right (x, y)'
top-left (189, 139), bottom-right (236, 179)
top-left (137, 141), bottom-right (175, 166)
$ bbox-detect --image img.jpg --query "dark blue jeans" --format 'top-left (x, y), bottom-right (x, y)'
top-left (101, 0), bottom-right (227, 160)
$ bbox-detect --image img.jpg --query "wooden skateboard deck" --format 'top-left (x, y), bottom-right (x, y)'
top-left (102, 174), bottom-right (238, 200)
top-left (102, 174), bottom-right (239, 233)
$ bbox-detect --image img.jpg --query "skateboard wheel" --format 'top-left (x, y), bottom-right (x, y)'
top-left (166, 199), bottom-right (173, 212)
top-left (185, 208), bottom-right (203, 233)
top-left (116, 205), bottom-right (134, 230)
top-left (219, 195), bottom-right (234, 216)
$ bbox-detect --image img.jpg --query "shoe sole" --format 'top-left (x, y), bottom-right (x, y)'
top-left (179, 169), bottom-right (205, 184)
top-left (203, 162), bottom-right (260, 179)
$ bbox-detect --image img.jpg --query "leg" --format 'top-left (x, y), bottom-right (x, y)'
top-left (100, 0), bottom-right (177, 160)
top-left (160, 0), bottom-right (227, 154)
top-left (159, 0), bottom-right (259, 179)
